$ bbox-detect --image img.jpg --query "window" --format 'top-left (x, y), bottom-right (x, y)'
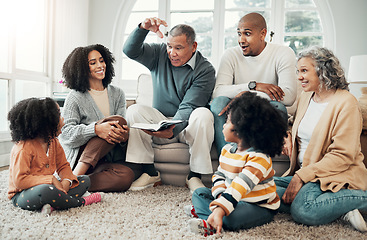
top-left (117, 0), bottom-right (332, 98)
top-left (120, 0), bottom-right (159, 96)
top-left (170, 0), bottom-right (214, 59)
top-left (0, 0), bottom-right (51, 137)
top-left (0, 80), bottom-right (8, 132)
top-left (283, 0), bottom-right (324, 54)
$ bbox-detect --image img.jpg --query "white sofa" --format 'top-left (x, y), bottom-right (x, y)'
top-left (133, 73), bottom-right (294, 186)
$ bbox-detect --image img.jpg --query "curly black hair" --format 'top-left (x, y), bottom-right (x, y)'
top-left (227, 92), bottom-right (287, 157)
top-left (62, 44), bottom-right (115, 93)
top-left (8, 97), bottom-right (61, 144)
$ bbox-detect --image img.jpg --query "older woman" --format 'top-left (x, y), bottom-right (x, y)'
top-left (275, 46), bottom-right (367, 232)
top-left (59, 44), bottom-right (135, 192)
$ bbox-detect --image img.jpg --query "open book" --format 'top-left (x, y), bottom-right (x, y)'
top-left (130, 119), bottom-right (185, 132)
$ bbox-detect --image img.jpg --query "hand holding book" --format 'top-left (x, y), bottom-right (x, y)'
top-left (130, 119), bottom-right (186, 132)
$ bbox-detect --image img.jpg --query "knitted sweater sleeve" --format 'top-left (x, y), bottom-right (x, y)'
top-left (59, 92), bottom-right (97, 148)
top-left (109, 85), bottom-right (127, 117)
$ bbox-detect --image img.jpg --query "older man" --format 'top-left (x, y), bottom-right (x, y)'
top-left (123, 17), bottom-right (216, 193)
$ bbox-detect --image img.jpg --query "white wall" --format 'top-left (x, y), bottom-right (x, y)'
top-left (328, 0), bottom-right (367, 72)
top-left (329, 0), bottom-right (367, 99)
top-left (52, 0), bottom-right (89, 91)
top-left (87, 0), bottom-right (124, 50)
top-left (0, 0), bottom-right (90, 168)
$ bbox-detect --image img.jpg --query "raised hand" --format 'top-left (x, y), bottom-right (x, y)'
top-left (140, 17), bottom-right (168, 38)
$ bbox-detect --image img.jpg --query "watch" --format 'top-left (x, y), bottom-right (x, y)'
top-left (248, 81), bottom-right (256, 90)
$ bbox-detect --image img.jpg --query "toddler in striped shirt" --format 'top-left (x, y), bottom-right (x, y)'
top-left (186, 92), bottom-right (287, 236)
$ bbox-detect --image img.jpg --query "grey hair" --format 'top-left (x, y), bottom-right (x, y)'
top-left (169, 24), bottom-right (196, 45)
top-left (297, 46), bottom-right (349, 91)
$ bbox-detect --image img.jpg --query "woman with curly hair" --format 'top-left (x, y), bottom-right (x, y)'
top-left (7, 97), bottom-right (101, 215)
top-left (275, 46), bottom-right (367, 232)
top-left (186, 92), bottom-right (287, 236)
top-left (59, 44), bottom-right (134, 192)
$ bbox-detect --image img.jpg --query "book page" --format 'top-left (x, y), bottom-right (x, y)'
top-left (131, 120), bottom-right (185, 131)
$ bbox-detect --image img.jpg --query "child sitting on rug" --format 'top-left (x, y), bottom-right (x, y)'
top-left (7, 97), bottom-right (101, 215)
top-left (185, 92), bottom-right (287, 236)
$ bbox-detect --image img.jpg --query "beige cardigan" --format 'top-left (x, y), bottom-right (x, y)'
top-left (283, 89), bottom-right (367, 192)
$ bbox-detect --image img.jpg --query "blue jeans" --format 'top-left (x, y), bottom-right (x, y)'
top-left (274, 176), bottom-right (367, 225)
top-left (192, 187), bottom-right (276, 231)
top-left (210, 96), bottom-right (288, 156)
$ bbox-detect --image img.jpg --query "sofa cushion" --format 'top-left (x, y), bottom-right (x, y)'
top-left (136, 73), bottom-right (153, 106)
top-left (153, 143), bottom-right (190, 164)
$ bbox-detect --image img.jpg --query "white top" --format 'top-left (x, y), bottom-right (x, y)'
top-left (89, 88), bottom-right (110, 117)
top-left (297, 98), bottom-right (328, 165)
top-left (213, 43), bottom-right (297, 106)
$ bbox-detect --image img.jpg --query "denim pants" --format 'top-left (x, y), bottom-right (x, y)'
top-left (192, 187), bottom-right (277, 231)
top-left (210, 96), bottom-right (288, 155)
top-left (274, 176), bottom-right (367, 225)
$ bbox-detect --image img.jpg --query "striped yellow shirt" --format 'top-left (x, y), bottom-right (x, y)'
top-left (209, 144), bottom-right (280, 216)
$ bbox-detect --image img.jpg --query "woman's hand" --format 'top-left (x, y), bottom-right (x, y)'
top-left (109, 121), bottom-right (129, 143)
top-left (207, 207), bottom-right (225, 235)
top-left (95, 121), bottom-right (129, 144)
top-left (282, 174), bottom-right (303, 204)
top-left (142, 124), bottom-right (175, 139)
top-left (282, 132), bottom-right (292, 157)
top-left (52, 176), bottom-right (67, 194)
top-left (140, 17), bottom-right (168, 38)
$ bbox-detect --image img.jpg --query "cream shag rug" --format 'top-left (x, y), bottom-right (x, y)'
top-left (0, 169), bottom-right (365, 239)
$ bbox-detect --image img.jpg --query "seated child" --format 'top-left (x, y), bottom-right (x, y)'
top-left (186, 92), bottom-right (287, 236)
top-left (7, 97), bottom-right (101, 215)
